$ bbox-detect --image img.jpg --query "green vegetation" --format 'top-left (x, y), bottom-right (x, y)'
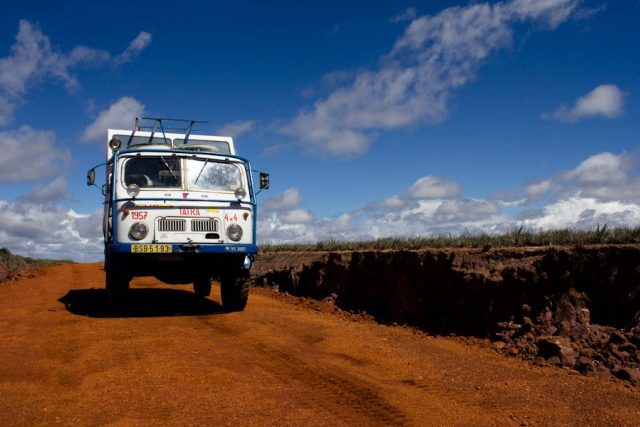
top-left (0, 248), bottom-right (72, 282)
top-left (259, 225), bottom-right (640, 252)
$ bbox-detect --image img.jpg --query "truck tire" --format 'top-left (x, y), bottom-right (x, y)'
top-left (193, 275), bottom-right (212, 297)
top-left (221, 273), bottom-right (249, 312)
top-left (105, 259), bottom-right (130, 291)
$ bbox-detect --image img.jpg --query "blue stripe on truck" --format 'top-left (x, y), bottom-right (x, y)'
top-left (108, 243), bottom-right (258, 254)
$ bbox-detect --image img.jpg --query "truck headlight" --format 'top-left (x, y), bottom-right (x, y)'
top-left (126, 183), bottom-right (140, 197)
top-left (129, 222), bottom-right (148, 240)
top-left (234, 187), bottom-right (246, 201)
top-left (109, 137), bottom-right (122, 151)
top-left (226, 224), bottom-right (243, 241)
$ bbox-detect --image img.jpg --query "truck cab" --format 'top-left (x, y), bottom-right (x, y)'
top-left (87, 118), bottom-right (269, 311)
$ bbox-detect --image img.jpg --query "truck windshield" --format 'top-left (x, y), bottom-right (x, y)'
top-left (123, 157), bottom-right (181, 188)
top-left (186, 159), bottom-right (244, 192)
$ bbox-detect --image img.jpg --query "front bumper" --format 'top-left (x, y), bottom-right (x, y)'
top-left (108, 243), bottom-right (258, 254)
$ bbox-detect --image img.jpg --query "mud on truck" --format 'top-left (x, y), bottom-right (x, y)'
top-left (86, 118), bottom-right (269, 311)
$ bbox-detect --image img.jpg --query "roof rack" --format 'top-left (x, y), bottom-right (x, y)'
top-left (134, 117), bottom-right (209, 145)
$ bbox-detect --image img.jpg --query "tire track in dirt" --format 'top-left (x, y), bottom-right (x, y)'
top-left (195, 314), bottom-right (408, 426)
top-left (251, 344), bottom-right (408, 426)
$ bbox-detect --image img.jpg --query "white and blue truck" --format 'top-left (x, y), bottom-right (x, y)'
top-left (87, 118), bottom-right (269, 311)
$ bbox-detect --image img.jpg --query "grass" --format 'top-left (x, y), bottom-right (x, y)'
top-left (259, 225), bottom-right (640, 252)
top-left (0, 248), bottom-right (72, 282)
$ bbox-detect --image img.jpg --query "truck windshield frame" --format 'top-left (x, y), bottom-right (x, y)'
top-left (119, 154), bottom-right (248, 194)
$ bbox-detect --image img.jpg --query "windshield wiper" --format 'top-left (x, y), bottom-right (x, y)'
top-left (193, 159), bottom-right (209, 184)
top-left (159, 156), bottom-right (178, 183)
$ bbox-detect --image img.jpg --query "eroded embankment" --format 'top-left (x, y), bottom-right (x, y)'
top-left (252, 246), bottom-right (640, 383)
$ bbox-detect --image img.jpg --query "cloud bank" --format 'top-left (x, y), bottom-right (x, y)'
top-left (260, 149), bottom-right (640, 245)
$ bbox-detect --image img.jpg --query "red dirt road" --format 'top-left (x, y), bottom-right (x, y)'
top-left (1, 263), bottom-right (639, 426)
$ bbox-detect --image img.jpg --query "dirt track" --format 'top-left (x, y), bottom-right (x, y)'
top-left (1, 264), bottom-right (639, 426)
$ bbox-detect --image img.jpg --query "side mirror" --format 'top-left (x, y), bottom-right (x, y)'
top-left (87, 169), bottom-right (96, 186)
top-left (259, 172), bottom-right (270, 190)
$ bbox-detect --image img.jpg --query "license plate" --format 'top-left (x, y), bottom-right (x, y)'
top-left (131, 244), bottom-right (172, 253)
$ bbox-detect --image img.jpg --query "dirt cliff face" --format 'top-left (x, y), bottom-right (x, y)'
top-left (252, 245), bottom-right (640, 383)
top-left (0, 265), bottom-right (8, 282)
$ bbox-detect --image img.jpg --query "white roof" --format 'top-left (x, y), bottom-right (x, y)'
top-left (106, 128), bottom-right (236, 159)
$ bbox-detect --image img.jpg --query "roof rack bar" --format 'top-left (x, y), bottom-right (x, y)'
top-left (158, 126), bottom-right (204, 132)
top-left (132, 117), bottom-right (210, 148)
top-left (137, 117), bottom-right (208, 136)
top-left (183, 120), bottom-right (198, 145)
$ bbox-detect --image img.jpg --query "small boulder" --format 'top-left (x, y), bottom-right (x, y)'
top-left (575, 356), bottom-right (595, 374)
top-left (494, 341), bottom-right (507, 351)
top-left (613, 367), bottom-right (640, 385)
top-left (521, 317), bottom-right (535, 333)
top-left (537, 336), bottom-right (576, 368)
top-left (547, 356), bottom-right (562, 366)
top-left (619, 342), bottom-right (637, 355)
top-left (609, 331), bottom-right (627, 345)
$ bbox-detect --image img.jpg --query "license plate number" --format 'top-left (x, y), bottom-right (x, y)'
top-left (131, 244), bottom-right (172, 253)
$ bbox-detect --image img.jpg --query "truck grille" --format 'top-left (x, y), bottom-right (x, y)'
top-left (158, 218), bottom-right (186, 232)
top-left (191, 218), bottom-right (219, 232)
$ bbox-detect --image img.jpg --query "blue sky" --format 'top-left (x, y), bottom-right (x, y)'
top-left (0, 0), bottom-right (639, 261)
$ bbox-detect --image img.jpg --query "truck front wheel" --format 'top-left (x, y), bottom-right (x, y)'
top-left (193, 274), bottom-right (212, 297)
top-left (105, 259), bottom-right (130, 292)
top-left (220, 272), bottom-right (249, 312)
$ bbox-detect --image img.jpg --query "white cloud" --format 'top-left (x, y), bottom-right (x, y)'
top-left (258, 175), bottom-right (505, 243)
top-left (520, 197), bottom-right (640, 230)
top-left (217, 120), bottom-right (256, 138)
top-left (260, 188), bottom-right (319, 239)
top-left (0, 20), bottom-right (151, 126)
top-left (506, 0), bottom-right (580, 28)
top-left (265, 188), bottom-right (302, 211)
top-left (0, 200), bottom-right (103, 261)
top-left (391, 7), bottom-right (417, 23)
top-left (517, 150), bottom-right (640, 230)
top-left (525, 179), bottom-right (554, 200)
top-left (524, 151), bottom-right (639, 203)
top-left (19, 177), bottom-right (70, 203)
top-left (115, 31), bottom-right (152, 65)
top-left (545, 84), bottom-right (625, 122)
top-left (82, 96), bottom-right (145, 142)
top-left (280, 209), bottom-right (314, 225)
top-left (382, 195), bottom-right (405, 209)
top-left (0, 126), bottom-right (71, 182)
top-left (565, 151), bottom-right (628, 185)
top-left (282, 0), bottom-right (580, 156)
top-left (408, 176), bottom-right (461, 199)
top-left (434, 199), bottom-right (500, 223)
